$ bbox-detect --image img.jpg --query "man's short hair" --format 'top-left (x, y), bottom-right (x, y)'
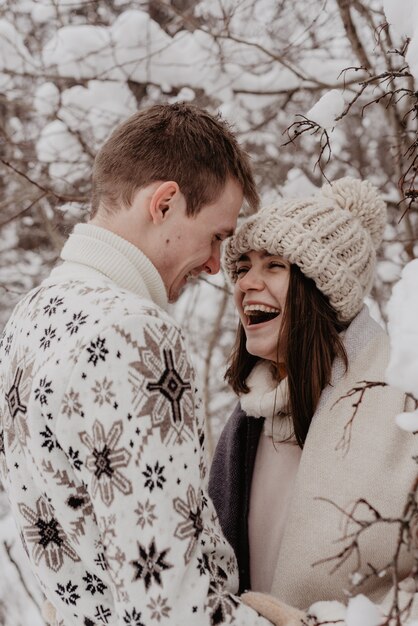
top-left (91, 102), bottom-right (259, 217)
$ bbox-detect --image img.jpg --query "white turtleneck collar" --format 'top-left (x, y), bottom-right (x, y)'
top-left (43, 223), bottom-right (168, 311)
top-left (240, 361), bottom-right (295, 442)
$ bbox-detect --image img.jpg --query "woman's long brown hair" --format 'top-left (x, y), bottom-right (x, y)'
top-left (225, 264), bottom-right (349, 447)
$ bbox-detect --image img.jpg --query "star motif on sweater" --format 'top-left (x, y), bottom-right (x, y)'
top-left (80, 420), bottom-right (132, 507)
top-left (130, 538), bottom-right (173, 590)
top-left (19, 497), bottom-right (80, 572)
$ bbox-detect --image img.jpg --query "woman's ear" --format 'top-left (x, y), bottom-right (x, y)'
top-left (149, 181), bottom-right (181, 224)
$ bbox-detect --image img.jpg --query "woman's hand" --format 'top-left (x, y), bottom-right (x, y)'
top-left (241, 591), bottom-right (305, 626)
top-left (42, 599), bottom-right (57, 625)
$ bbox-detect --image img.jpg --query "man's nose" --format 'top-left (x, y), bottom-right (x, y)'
top-left (204, 250), bottom-right (221, 275)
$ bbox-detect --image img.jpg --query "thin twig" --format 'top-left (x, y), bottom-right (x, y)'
top-left (0, 193), bottom-right (47, 230)
top-left (2, 541), bottom-right (42, 612)
top-left (0, 158), bottom-right (86, 203)
top-left (333, 381), bottom-right (388, 454)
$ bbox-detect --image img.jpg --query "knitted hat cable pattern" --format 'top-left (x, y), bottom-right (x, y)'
top-left (223, 177), bottom-right (387, 322)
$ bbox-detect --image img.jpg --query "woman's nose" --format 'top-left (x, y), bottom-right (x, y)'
top-left (237, 267), bottom-right (264, 291)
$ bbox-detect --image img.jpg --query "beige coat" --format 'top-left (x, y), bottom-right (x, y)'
top-left (270, 325), bottom-right (417, 620)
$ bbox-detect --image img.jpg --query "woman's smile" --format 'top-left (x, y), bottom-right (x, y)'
top-left (234, 250), bottom-right (290, 362)
top-left (243, 303), bottom-right (281, 327)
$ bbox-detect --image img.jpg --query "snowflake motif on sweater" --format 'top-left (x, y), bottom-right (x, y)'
top-left (0, 279), bottom-right (269, 626)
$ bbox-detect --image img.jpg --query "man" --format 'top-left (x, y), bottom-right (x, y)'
top-left (0, 103), bottom-right (273, 625)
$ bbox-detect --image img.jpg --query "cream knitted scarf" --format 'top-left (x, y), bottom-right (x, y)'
top-left (239, 361), bottom-right (295, 442)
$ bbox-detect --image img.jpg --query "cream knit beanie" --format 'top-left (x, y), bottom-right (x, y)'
top-left (223, 177), bottom-right (387, 322)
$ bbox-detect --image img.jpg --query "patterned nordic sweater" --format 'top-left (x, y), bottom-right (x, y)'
top-left (0, 225), bottom-right (269, 626)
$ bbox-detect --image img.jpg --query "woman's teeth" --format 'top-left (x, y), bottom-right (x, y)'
top-left (243, 304), bottom-right (281, 326)
top-left (244, 304), bottom-right (280, 314)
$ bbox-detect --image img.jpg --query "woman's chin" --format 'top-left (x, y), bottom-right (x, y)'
top-left (245, 343), bottom-right (277, 362)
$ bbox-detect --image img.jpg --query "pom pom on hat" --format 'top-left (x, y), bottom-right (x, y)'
top-left (319, 177), bottom-right (386, 249)
top-left (223, 177), bottom-right (387, 322)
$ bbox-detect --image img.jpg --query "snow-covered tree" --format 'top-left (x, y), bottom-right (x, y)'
top-left (0, 1), bottom-right (417, 624)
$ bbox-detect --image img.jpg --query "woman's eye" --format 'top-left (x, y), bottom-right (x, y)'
top-left (236, 266), bottom-right (249, 275)
top-left (268, 262), bottom-right (285, 269)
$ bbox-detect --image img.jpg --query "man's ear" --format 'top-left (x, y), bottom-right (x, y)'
top-left (149, 181), bottom-right (182, 224)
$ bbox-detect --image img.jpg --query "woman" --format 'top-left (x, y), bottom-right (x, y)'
top-left (209, 177), bottom-right (417, 625)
